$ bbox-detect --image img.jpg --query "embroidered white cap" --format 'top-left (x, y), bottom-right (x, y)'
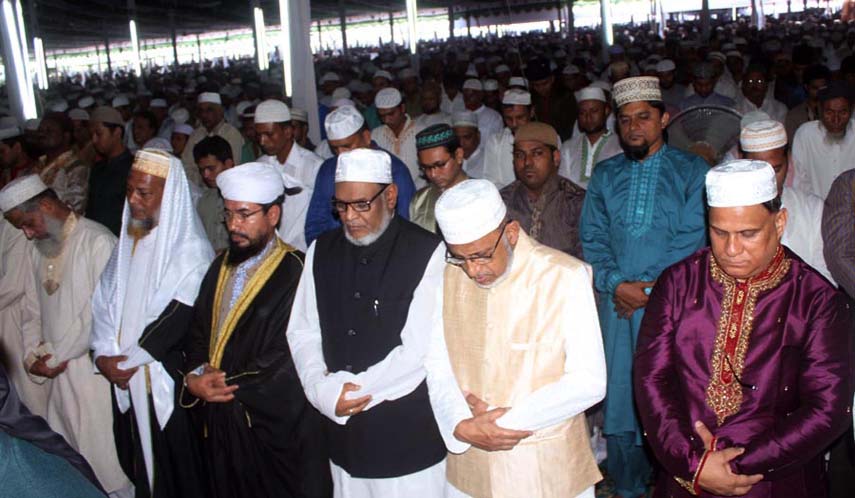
top-left (217, 162), bottom-right (284, 204)
top-left (435, 179), bottom-right (507, 245)
top-left (374, 88), bottom-right (403, 109)
top-left (197, 92), bottom-right (222, 105)
top-left (254, 99), bottom-right (291, 123)
top-left (706, 159), bottom-right (778, 208)
top-left (325, 105), bottom-right (365, 140)
top-left (574, 86), bottom-right (607, 103)
top-left (452, 111), bottom-right (478, 128)
top-left (0, 174), bottom-right (48, 212)
top-left (335, 148), bottom-right (392, 184)
top-left (612, 76), bottom-right (661, 108)
top-left (740, 120), bottom-right (788, 152)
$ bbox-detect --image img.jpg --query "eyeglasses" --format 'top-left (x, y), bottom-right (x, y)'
top-left (331, 184), bottom-right (389, 213)
top-left (419, 155), bottom-right (454, 172)
top-left (223, 207), bottom-right (264, 223)
top-left (445, 222), bottom-right (508, 267)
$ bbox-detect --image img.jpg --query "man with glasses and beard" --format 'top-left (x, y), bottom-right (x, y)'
top-left (182, 162), bottom-right (331, 498)
top-left (91, 150), bottom-right (213, 498)
top-left (792, 81), bottom-right (855, 199)
top-left (288, 148), bottom-right (448, 497)
top-left (0, 174), bottom-right (130, 496)
top-left (580, 76), bottom-right (708, 498)
top-left (426, 179), bottom-right (606, 498)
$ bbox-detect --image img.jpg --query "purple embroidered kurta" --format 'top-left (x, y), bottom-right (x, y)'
top-left (634, 247), bottom-right (854, 498)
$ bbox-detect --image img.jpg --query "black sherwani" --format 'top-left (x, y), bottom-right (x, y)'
top-left (184, 247), bottom-right (332, 498)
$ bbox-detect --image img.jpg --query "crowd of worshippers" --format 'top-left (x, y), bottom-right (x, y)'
top-left (1, 7), bottom-right (855, 498)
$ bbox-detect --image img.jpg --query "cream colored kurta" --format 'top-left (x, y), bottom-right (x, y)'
top-left (559, 130), bottom-right (623, 189)
top-left (792, 120), bottom-right (855, 199)
top-left (371, 116), bottom-right (425, 190)
top-left (22, 216), bottom-right (129, 493)
top-left (426, 231), bottom-right (606, 498)
top-left (182, 120), bottom-right (245, 186)
top-left (0, 220), bottom-right (48, 417)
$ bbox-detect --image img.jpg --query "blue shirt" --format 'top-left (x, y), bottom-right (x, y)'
top-left (305, 142), bottom-right (416, 245)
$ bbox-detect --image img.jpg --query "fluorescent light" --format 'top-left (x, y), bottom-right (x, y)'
top-left (0, 0), bottom-right (35, 118)
top-left (13, 0), bottom-right (29, 92)
top-left (254, 7), bottom-right (268, 70)
top-left (279, 0), bottom-right (292, 95)
top-left (406, 0), bottom-right (418, 54)
top-left (129, 19), bottom-right (142, 75)
top-left (34, 36), bottom-right (47, 89)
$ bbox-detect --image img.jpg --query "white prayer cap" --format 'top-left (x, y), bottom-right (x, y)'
top-left (77, 96), bottom-right (95, 108)
top-left (335, 148), bottom-right (392, 184)
top-left (612, 76), bottom-right (661, 108)
top-left (68, 108), bottom-right (89, 121)
top-left (0, 126), bottom-right (21, 141)
top-left (373, 70), bottom-right (393, 81)
top-left (24, 118), bottom-right (41, 131)
top-left (236, 101), bottom-right (254, 117)
top-left (170, 107), bottom-right (190, 124)
top-left (494, 64), bottom-right (511, 74)
top-left (49, 99), bottom-right (68, 113)
top-left (435, 179), bottom-right (507, 245)
top-left (508, 76), bottom-right (528, 88)
top-left (374, 88), bottom-right (402, 109)
top-left (290, 108), bottom-right (308, 123)
top-left (726, 50), bottom-right (744, 59)
top-left (197, 92), bottom-right (222, 105)
top-left (254, 99), bottom-right (291, 123)
top-left (173, 123), bottom-right (194, 136)
top-left (708, 51), bottom-right (727, 63)
top-left (331, 98), bottom-right (355, 109)
top-left (655, 59), bottom-right (676, 72)
top-left (740, 120), bottom-right (788, 152)
top-left (319, 72), bottom-right (340, 84)
top-left (465, 64), bottom-right (478, 78)
top-left (575, 86), bottom-right (607, 103)
top-left (502, 89), bottom-right (531, 106)
top-left (142, 137), bottom-right (173, 152)
top-left (0, 174), bottom-right (48, 212)
top-left (452, 111), bottom-right (478, 128)
top-left (217, 162), bottom-right (284, 204)
top-left (463, 79), bottom-right (483, 91)
top-left (325, 105), bottom-right (365, 140)
top-left (150, 98), bottom-right (167, 108)
top-left (483, 79), bottom-right (499, 91)
top-left (706, 160), bottom-right (777, 208)
top-left (112, 95), bottom-right (130, 107)
top-left (562, 64), bottom-right (580, 76)
top-left (332, 87), bottom-right (352, 100)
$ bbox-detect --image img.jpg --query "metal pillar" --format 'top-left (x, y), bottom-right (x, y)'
top-left (389, 11), bottom-right (394, 44)
top-left (405, 0), bottom-right (418, 55)
top-left (600, 0), bottom-right (613, 59)
top-left (701, 0), bottom-right (710, 40)
top-left (465, 10), bottom-right (471, 37)
top-left (0, 0), bottom-right (36, 120)
top-left (448, 6), bottom-right (454, 39)
top-left (170, 9), bottom-right (179, 68)
top-left (196, 34), bottom-right (202, 63)
top-left (338, 0), bottom-right (348, 55)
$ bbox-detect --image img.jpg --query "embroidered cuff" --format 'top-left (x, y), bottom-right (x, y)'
top-left (675, 436), bottom-right (717, 495)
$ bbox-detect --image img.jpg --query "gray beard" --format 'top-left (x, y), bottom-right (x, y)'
top-left (821, 123), bottom-right (848, 146)
top-left (127, 216), bottom-right (157, 240)
top-left (344, 208), bottom-right (393, 247)
top-left (474, 237), bottom-right (515, 289)
top-left (34, 215), bottom-right (66, 258)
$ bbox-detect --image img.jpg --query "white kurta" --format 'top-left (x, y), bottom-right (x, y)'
top-left (0, 220), bottom-right (48, 417)
top-left (792, 120), bottom-right (855, 199)
top-left (462, 145), bottom-right (486, 180)
top-left (781, 186), bottom-right (835, 285)
top-left (424, 247), bottom-right (606, 498)
top-left (371, 116), bottom-right (425, 190)
top-left (481, 128), bottom-right (517, 188)
top-left (287, 243), bottom-right (447, 496)
top-left (258, 142), bottom-right (323, 252)
top-left (472, 105), bottom-right (504, 140)
top-left (734, 93), bottom-right (788, 124)
top-left (440, 90), bottom-right (465, 116)
top-left (23, 216), bottom-right (128, 493)
top-left (559, 130), bottom-right (623, 189)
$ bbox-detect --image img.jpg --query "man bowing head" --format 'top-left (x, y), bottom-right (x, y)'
top-left (183, 162), bottom-right (331, 498)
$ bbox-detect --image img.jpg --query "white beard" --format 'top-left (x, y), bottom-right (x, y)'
top-left (344, 208), bottom-right (393, 247)
top-left (34, 214), bottom-right (66, 258)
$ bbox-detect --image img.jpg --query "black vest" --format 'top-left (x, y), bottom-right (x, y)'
top-left (313, 216), bottom-right (447, 478)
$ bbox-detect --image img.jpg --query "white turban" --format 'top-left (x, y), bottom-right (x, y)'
top-left (255, 100), bottom-right (291, 123)
top-left (335, 149), bottom-right (392, 184)
top-left (375, 88), bottom-right (402, 109)
top-left (740, 120), bottom-right (788, 152)
top-left (325, 105), bottom-right (365, 141)
top-left (216, 162), bottom-right (284, 204)
top-left (435, 179), bottom-right (507, 245)
top-left (706, 160), bottom-right (778, 208)
top-left (197, 92), bottom-right (222, 105)
top-left (0, 174), bottom-right (48, 212)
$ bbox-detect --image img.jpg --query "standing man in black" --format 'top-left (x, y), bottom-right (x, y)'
top-left (86, 106), bottom-right (133, 236)
top-left (288, 148), bottom-right (448, 496)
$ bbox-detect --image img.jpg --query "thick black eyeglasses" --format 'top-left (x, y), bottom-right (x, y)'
top-left (445, 222), bottom-right (508, 267)
top-left (331, 184), bottom-right (389, 213)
